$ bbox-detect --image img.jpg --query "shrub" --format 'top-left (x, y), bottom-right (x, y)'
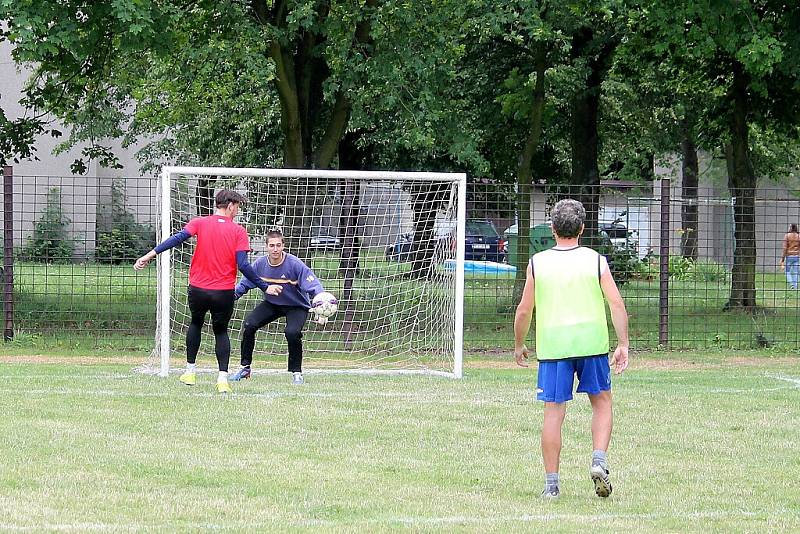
top-left (19, 188), bottom-right (75, 263)
top-left (605, 244), bottom-right (642, 285)
top-left (95, 181), bottom-right (155, 264)
top-left (631, 255), bottom-right (729, 283)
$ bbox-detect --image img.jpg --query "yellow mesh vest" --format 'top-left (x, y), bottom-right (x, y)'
top-left (532, 247), bottom-right (609, 360)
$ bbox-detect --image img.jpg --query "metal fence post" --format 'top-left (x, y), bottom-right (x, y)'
top-left (659, 177), bottom-right (670, 346)
top-left (3, 166), bottom-right (14, 341)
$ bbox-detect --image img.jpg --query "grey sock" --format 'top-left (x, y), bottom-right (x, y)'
top-left (545, 472), bottom-right (560, 489)
top-left (592, 449), bottom-right (608, 469)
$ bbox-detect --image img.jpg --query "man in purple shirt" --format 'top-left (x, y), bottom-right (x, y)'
top-left (231, 229), bottom-right (326, 385)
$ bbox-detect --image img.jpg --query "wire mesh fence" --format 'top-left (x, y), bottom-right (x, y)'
top-left (2, 169), bottom-right (798, 353)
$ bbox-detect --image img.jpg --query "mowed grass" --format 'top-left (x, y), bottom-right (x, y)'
top-left (0, 353), bottom-right (798, 532)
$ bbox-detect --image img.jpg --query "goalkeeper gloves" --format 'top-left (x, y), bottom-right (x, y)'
top-left (310, 306), bottom-right (328, 325)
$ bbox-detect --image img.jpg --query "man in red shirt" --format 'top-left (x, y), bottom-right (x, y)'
top-left (134, 190), bottom-right (268, 393)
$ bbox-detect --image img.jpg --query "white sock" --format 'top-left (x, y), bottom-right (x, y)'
top-left (218, 371), bottom-right (229, 383)
top-left (186, 363), bottom-right (196, 373)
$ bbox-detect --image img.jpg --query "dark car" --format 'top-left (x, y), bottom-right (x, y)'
top-left (462, 219), bottom-right (505, 262)
top-left (385, 219), bottom-right (505, 263)
top-left (385, 232), bottom-right (415, 262)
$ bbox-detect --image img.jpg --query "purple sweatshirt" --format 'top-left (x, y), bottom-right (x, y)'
top-left (234, 253), bottom-right (324, 309)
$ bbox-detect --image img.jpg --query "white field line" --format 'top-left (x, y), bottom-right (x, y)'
top-left (767, 374), bottom-right (800, 388)
top-left (3, 509), bottom-right (797, 531)
top-left (656, 373), bottom-right (800, 394)
top-left (0, 386), bottom-right (520, 405)
top-left (0, 374), bottom-right (134, 380)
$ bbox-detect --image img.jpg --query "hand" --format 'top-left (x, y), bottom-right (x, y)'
top-left (514, 345), bottom-right (530, 367)
top-left (134, 251), bottom-right (155, 270)
top-left (610, 346), bottom-right (629, 375)
top-left (265, 284), bottom-right (283, 296)
top-left (308, 305), bottom-right (326, 325)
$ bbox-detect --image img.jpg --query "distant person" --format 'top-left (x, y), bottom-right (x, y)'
top-left (134, 190), bottom-right (268, 393)
top-left (231, 229), bottom-right (327, 385)
top-left (513, 199), bottom-right (629, 499)
top-left (781, 223), bottom-right (800, 289)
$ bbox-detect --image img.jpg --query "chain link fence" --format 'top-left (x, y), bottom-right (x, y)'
top-left (2, 168), bottom-right (798, 353)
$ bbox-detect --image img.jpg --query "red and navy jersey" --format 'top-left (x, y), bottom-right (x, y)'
top-left (184, 215), bottom-right (250, 290)
top-left (234, 253), bottom-right (324, 309)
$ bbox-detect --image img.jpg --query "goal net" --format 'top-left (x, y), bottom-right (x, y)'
top-left (145, 167), bottom-right (466, 378)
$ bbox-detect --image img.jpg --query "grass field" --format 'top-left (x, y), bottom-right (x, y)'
top-left (1, 352), bottom-right (798, 532)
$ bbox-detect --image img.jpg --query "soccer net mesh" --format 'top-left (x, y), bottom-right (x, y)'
top-left (143, 167), bottom-right (466, 378)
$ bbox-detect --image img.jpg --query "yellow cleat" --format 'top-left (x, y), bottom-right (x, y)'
top-left (216, 380), bottom-right (232, 394)
top-left (179, 372), bottom-right (196, 386)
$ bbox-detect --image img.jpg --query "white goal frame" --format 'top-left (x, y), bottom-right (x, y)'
top-left (155, 166), bottom-right (466, 378)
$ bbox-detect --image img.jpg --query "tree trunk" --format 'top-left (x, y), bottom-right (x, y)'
top-left (195, 177), bottom-right (215, 216)
top-left (513, 44), bottom-right (547, 302)
top-left (569, 61), bottom-right (600, 245)
top-left (680, 122), bottom-right (698, 260)
top-left (337, 131), bottom-right (368, 346)
top-left (725, 61), bottom-right (757, 310)
top-left (409, 184), bottom-right (447, 278)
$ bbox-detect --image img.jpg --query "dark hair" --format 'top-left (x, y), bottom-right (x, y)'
top-left (790, 224), bottom-right (798, 234)
top-left (551, 199), bottom-right (585, 238)
top-left (266, 229), bottom-right (284, 241)
top-left (215, 189), bottom-right (246, 208)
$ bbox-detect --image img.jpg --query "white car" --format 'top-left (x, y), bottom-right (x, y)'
top-left (601, 222), bottom-right (638, 253)
top-left (309, 235), bottom-right (341, 250)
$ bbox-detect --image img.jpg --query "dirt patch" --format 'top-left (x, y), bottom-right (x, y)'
top-left (466, 352), bottom-right (800, 370)
top-left (2, 353), bottom-right (797, 371)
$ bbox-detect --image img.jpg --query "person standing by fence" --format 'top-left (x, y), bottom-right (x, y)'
top-left (781, 223), bottom-right (800, 290)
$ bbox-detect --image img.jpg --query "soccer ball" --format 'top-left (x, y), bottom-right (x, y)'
top-left (311, 292), bottom-right (338, 321)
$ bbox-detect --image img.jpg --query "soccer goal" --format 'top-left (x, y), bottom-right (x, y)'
top-left (144, 166), bottom-right (466, 378)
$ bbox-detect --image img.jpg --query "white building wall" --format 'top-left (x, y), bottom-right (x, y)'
top-left (1, 40), bottom-right (157, 258)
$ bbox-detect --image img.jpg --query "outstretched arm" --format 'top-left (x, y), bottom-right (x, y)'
top-left (235, 253), bottom-right (268, 296)
top-left (133, 230), bottom-right (191, 270)
top-left (600, 268), bottom-right (629, 374)
top-left (513, 262), bottom-right (535, 367)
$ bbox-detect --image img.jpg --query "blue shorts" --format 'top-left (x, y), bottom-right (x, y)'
top-left (536, 355), bottom-right (611, 403)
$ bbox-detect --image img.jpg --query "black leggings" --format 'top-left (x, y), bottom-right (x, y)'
top-left (186, 286), bottom-right (236, 371)
top-left (240, 301), bottom-right (309, 372)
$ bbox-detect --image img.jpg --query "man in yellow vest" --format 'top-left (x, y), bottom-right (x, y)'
top-left (514, 199), bottom-right (629, 498)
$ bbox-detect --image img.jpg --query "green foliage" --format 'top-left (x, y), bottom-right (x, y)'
top-left (605, 244), bottom-right (642, 285)
top-left (632, 256), bottom-right (729, 283)
top-left (0, 112), bottom-right (47, 166)
top-left (19, 187), bottom-right (74, 263)
top-left (94, 181), bottom-right (154, 264)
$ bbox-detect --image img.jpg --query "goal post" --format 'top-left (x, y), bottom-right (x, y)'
top-left (150, 166), bottom-right (466, 378)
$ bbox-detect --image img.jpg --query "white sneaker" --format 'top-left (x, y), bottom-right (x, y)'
top-left (590, 463), bottom-right (612, 497)
top-left (292, 372), bottom-right (304, 385)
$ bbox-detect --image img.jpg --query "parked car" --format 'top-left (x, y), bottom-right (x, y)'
top-left (600, 221), bottom-right (638, 253)
top-left (463, 219), bottom-right (505, 262)
top-left (385, 219), bottom-right (506, 263)
top-left (309, 234), bottom-right (341, 250)
top-left (385, 232), bottom-right (415, 261)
